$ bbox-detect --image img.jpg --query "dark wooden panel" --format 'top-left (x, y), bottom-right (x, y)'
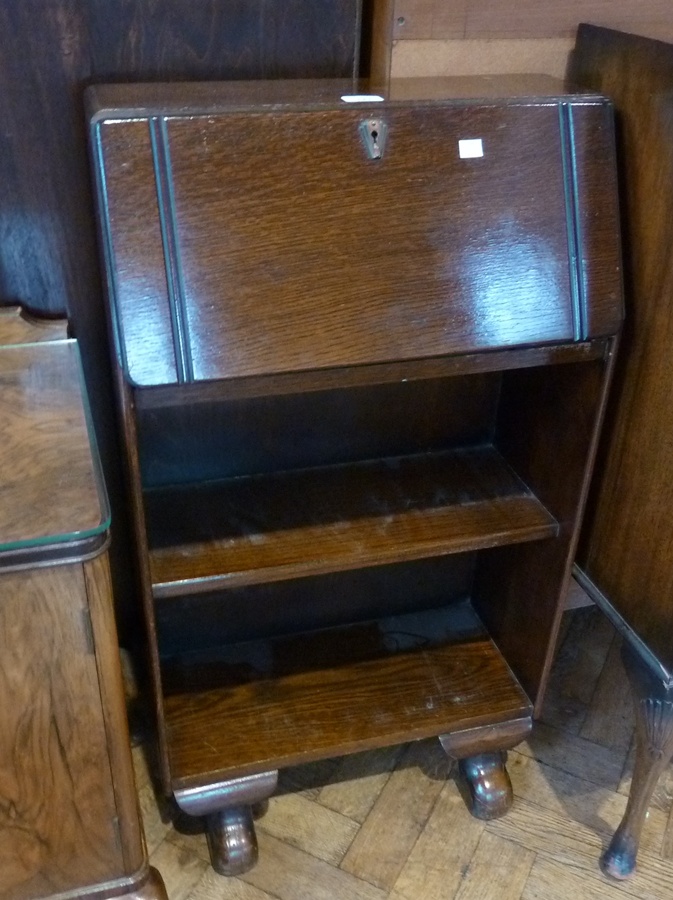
top-left (145, 445), bottom-right (557, 596)
top-left (570, 26), bottom-right (673, 673)
top-left (155, 555), bottom-right (476, 652)
top-left (88, 0), bottom-right (362, 82)
top-left (96, 120), bottom-right (177, 386)
top-left (137, 374), bottom-right (499, 487)
top-left (474, 349), bottom-right (617, 707)
top-left (133, 339), bottom-right (611, 407)
top-left (567, 101), bottom-right (624, 338)
top-left (160, 601), bottom-right (532, 788)
top-left (96, 93), bottom-right (582, 384)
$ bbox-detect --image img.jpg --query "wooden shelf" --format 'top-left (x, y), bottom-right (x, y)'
top-left (161, 600), bottom-right (533, 789)
top-left (145, 445), bottom-right (558, 598)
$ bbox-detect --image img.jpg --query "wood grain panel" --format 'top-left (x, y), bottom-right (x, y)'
top-left (169, 103), bottom-right (572, 378)
top-left (570, 26), bottom-right (673, 673)
top-left (0, 308), bottom-right (68, 346)
top-left (84, 554), bottom-right (145, 875)
top-left (145, 446), bottom-right (557, 596)
top-left (474, 352), bottom-right (616, 708)
top-left (88, 0), bottom-right (362, 82)
top-left (390, 38), bottom-right (574, 80)
top-left (171, 108), bottom-right (572, 378)
top-left (0, 565), bottom-right (121, 899)
top-left (96, 120), bottom-right (177, 386)
top-left (161, 602), bottom-right (531, 787)
top-left (93, 92), bottom-right (588, 385)
top-left (0, 341), bottom-right (105, 549)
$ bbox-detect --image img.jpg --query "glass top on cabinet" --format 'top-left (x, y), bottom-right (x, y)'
top-left (0, 338), bottom-right (110, 559)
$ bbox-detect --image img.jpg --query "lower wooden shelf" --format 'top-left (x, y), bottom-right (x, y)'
top-left (161, 599), bottom-right (532, 791)
top-left (146, 445), bottom-right (557, 597)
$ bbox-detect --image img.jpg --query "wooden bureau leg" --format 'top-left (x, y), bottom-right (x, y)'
top-left (601, 645), bottom-right (673, 880)
top-left (456, 751), bottom-right (512, 820)
top-left (439, 716), bottom-right (532, 820)
top-left (206, 806), bottom-right (258, 876)
top-left (174, 770), bottom-right (278, 876)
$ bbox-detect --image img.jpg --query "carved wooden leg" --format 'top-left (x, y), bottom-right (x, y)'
top-left (174, 770), bottom-right (278, 876)
top-left (440, 716), bottom-right (532, 820)
top-left (601, 646), bottom-right (673, 880)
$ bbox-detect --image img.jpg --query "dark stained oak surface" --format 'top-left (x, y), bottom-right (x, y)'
top-left (91, 80), bottom-right (623, 387)
top-left (161, 600), bottom-right (532, 788)
top-left (570, 26), bottom-right (673, 674)
top-left (0, 340), bottom-right (108, 552)
top-left (145, 445), bottom-right (558, 597)
top-left (134, 339), bottom-right (611, 407)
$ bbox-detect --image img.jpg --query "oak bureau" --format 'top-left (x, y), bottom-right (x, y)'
top-left (87, 76), bottom-right (623, 875)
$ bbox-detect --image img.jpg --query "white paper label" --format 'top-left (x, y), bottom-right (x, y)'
top-left (458, 138), bottom-right (484, 159)
top-left (340, 94), bottom-right (385, 103)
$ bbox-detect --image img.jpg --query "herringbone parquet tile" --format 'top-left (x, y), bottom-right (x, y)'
top-left (135, 605), bottom-right (673, 899)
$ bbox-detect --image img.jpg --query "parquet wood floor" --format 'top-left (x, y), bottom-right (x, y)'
top-left (133, 603), bottom-right (673, 899)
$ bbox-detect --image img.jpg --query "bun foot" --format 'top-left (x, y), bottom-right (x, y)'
top-left (439, 717), bottom-right (530, 821)
top-left (174, 770), bottom-right (278, 876)
top-left (206, 806), bottom-right (258, 876)
top-left (456, 751), bottom-right (513, 820)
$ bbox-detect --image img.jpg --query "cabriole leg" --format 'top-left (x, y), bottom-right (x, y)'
top-left (601, 646), bottom-right (673, 880)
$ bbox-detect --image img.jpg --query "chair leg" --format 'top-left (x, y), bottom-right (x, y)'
top-left (601, 645), bottom-right (673, 880)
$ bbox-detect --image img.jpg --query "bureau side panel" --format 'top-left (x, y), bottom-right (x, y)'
top-left (0, 565), bottom-right (123, 900)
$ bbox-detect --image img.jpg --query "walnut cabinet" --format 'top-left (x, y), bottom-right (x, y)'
top-left (0, 309), bottom-right (166, 900)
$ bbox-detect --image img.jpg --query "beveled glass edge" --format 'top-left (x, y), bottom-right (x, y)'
top-left (0, 339), bottom-right (112, 553)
